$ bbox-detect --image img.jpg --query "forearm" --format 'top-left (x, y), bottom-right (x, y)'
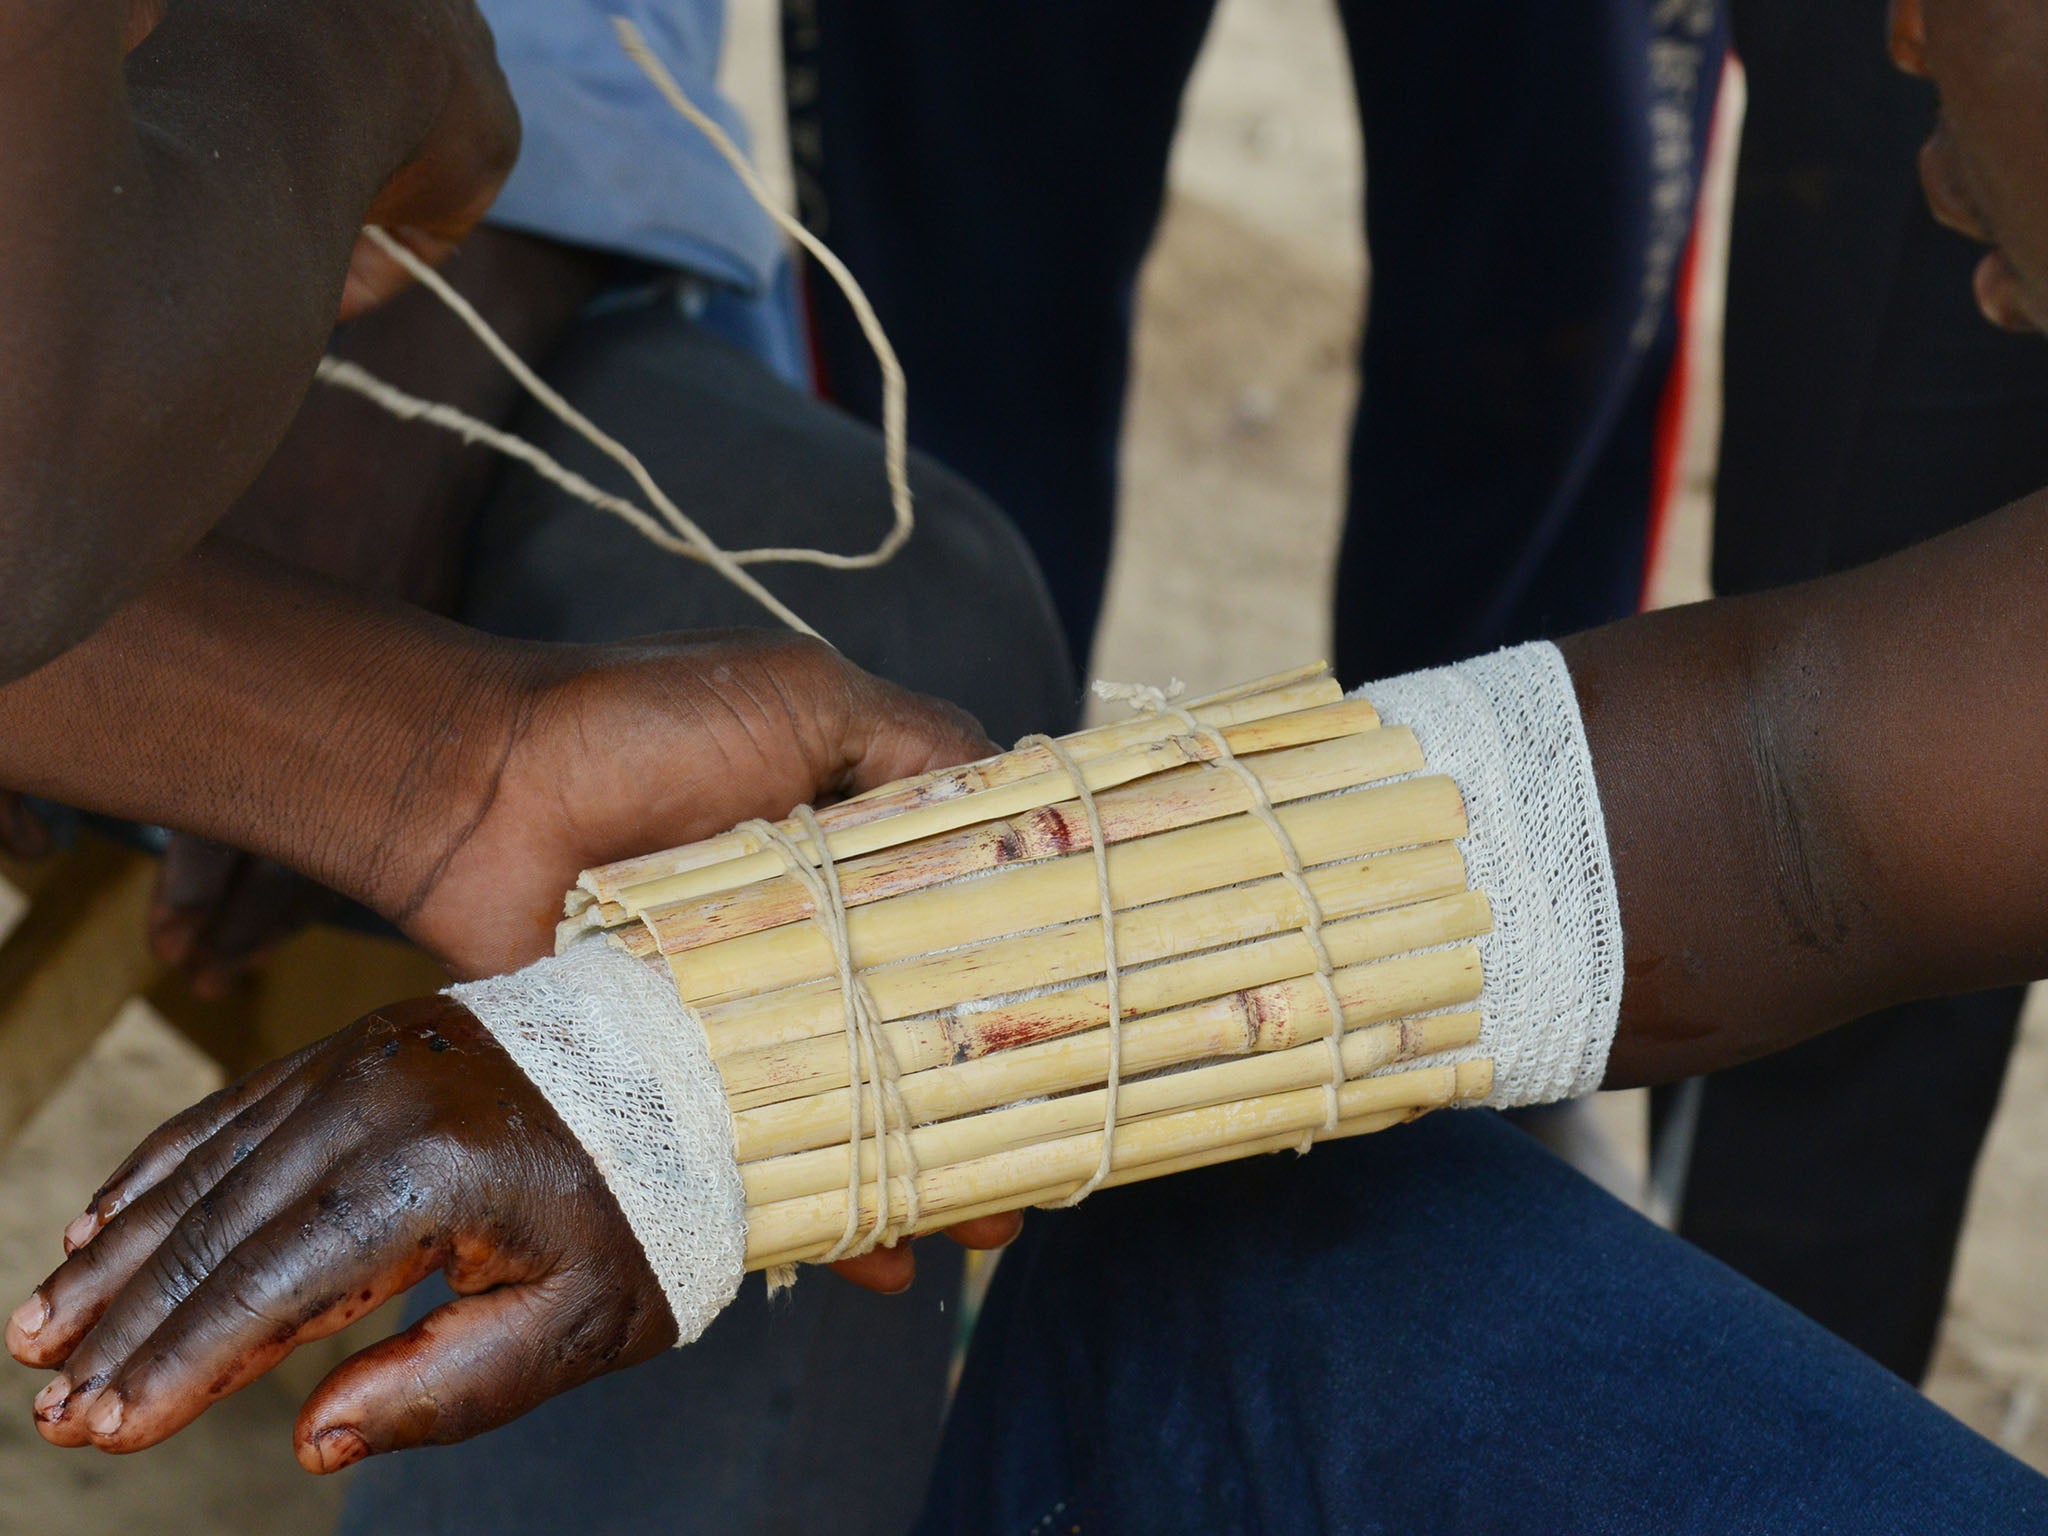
top-left (222, 227), bottom-right (609, 610)
top-left (0, 537), bottom-right (539, 923)
top-left (0, 0), bottom-right (461, 677)
top-left (1564, 489), bottom-right (2048, 1085)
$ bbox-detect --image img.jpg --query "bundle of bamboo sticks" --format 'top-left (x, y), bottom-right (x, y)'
top-left (562, 664), bottom-right (1493, 1273)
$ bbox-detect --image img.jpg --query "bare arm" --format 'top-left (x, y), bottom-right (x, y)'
top-left (135, 227), bottom-right (612, 993)
top-left (1567, 488), bottom-right (2048, 1085)
top-left (0, 540), bottom-right (995, 979)
top-left (0, 0), bottom-right (516, 680)
top-left (18, 482), bottom-right (2048, 1468)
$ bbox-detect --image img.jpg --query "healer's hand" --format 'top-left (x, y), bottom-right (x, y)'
top-left (390, 631), bottom-right (999, 984)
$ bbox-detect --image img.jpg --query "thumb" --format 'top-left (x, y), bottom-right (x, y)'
top-left (293, 1277), bottom-right (667, 1473)
top-left (838, 677), bottom-right (1000, 798)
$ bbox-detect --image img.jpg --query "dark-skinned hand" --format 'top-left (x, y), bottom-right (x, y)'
top-left (5, 998), bottom-right (1018, 1470)
top-left (385, 630), bottom-right (1000, 990)
top-left (146, 228), bottom-right (612, 998)
top-left (147, 836), bottom-right (342, 1000)
top-left (0, 791), bottom-right (52, 862)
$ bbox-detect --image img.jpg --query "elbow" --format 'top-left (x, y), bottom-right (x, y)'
top-left (0, 562), bottom-right (130, 684)
top-left (0, 485), bottom-right (162, 684)
top-left (0, 613), bottom-right (119, 684)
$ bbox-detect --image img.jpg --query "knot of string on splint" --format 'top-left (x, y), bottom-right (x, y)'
top-left (316, 18), bottom-right (910, 644)
top-left (1091, 678), bottom-right (1349, 1157)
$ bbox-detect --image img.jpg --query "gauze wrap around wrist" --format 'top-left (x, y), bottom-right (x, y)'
top-left (449, 653), bottom-right (1621, 1326)
top-left (450, 942), bottom-right (746, 1343)
top-left (1361, 641), bottom-right (1623, 1106)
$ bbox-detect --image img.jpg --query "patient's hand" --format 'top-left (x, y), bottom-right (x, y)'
top-left (5, 998), bottom-right (670, 1472)
top-left (5, 997), bottom-right (1019, 1470)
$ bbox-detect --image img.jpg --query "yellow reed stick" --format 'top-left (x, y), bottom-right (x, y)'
top-left (743, 1060), bottom-right (1494, 1267)
top-left (731, 943), bottom-right (1483, 1163)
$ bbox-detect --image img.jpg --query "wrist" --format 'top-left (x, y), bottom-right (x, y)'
top-left (311, 612), bottom-right (551, 932)
top-left (0, 541), bottom-right (548, 935)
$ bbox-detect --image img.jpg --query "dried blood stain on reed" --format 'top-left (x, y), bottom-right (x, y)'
top-left (950, 1010), bottom-right (1075, 1062)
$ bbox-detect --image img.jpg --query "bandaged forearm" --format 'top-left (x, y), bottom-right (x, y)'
top-left (452, 649), bottom-right (1621, 1337)
top-left (1364, 641), bottom-right (1622, 1105)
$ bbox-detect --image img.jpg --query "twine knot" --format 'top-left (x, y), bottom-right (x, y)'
top-left (1091, 677), bottom-right (1187, 714)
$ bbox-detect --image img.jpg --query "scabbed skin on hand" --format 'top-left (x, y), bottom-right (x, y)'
top-left (6, 998), bottom-right (676, 1472)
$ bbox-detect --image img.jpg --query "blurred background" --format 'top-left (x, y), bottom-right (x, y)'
top-left (2, 1), bottom-right (2043, 1529)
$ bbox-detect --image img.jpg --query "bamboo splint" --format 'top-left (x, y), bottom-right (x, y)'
top-left (566, 664), bottom-right (1493, 1273)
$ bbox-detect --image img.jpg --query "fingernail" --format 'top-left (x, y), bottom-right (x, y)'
top-left (314, 1426), bottom-right (371, 1472)
top-left (62, 1211), bottom-right (98, 1254)
top-left (32, 1376), bottom-right (70, 1422)
top-left (9, 1292), bottom-right (48, 1341)
top-left (85, 1393), bottom-right (123, 1439)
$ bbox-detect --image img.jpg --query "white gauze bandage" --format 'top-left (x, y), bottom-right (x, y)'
top-left (449, 940), bottom-right (745, 1344)
top-left (1361, 640), bottom-right (1623, 1106)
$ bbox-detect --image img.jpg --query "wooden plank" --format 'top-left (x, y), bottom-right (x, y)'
top-left (0, 869), bottom-right (25, 949)
top-left (0, 839), bottom-right (164, 1149)
top-left (148, 927), bottom-right (447, 1082)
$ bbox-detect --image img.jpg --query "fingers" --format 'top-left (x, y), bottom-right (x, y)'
top-left (17, 1102), bottom-right (336, 1434)
top-left (829, 1219), bottom-right (1021, 1294)
top-left (120, 0), bottom-right (166, 51)
top-left (944, 1212), bottom-right (1023, 1252)
top-left (57, 1044), bottom-right (318, 1259)
top-left (840, 674), bottom-right (999, 796)
top-left (340, 226), bottom-right (461, 322)
top-left (831, 1245), bottom-right (918, 1295)
top-left (827, 1213), bottom-right (1024, 1295)
top-left (1974, 249), bottom-right (2040, 335)
top-left (294, 1274), bottom-right (665, 1473)
top-left (1887, 0), bottom-right (1926, 75)
top-left (151, 837), bottom-right (339, 998)
top-left (150, 836), bottom-right (243, 972)
top-left (47, 1177), bottom-right (448, 1456)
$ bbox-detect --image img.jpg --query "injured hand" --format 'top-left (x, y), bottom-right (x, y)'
top-left (5, 1000), bottom-right (671, 1472)
top-left (4, 993), bottom-right (1018, 1471)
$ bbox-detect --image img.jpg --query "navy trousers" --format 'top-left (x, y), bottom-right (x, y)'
top-left (790, 0), bottom-right (1725, 677)
top-left (916, 1112), bottom-right (2048, 1534)
top-left (1654, 0), bottom-right (2048, 1386)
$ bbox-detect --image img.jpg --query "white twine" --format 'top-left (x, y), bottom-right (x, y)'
top-left (741, 807), bottom-right (917, 1264)
top-left (1093, 678), bottom-right (1349, 1148)
top-left (317, 19), bottom-right (917, 642)
top-left (1015, 733), bottom-right (1126, 1205)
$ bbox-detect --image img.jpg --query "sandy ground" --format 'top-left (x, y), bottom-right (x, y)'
top-left (1, 2), bottom-right (2045, 1531)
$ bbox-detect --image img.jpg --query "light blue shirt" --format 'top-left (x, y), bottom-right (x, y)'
top-left (476, 0), bottom-right (780, 293)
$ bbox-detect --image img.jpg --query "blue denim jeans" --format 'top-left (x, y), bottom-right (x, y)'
top-left (917, 1110), bottom-right (2048, 1534)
